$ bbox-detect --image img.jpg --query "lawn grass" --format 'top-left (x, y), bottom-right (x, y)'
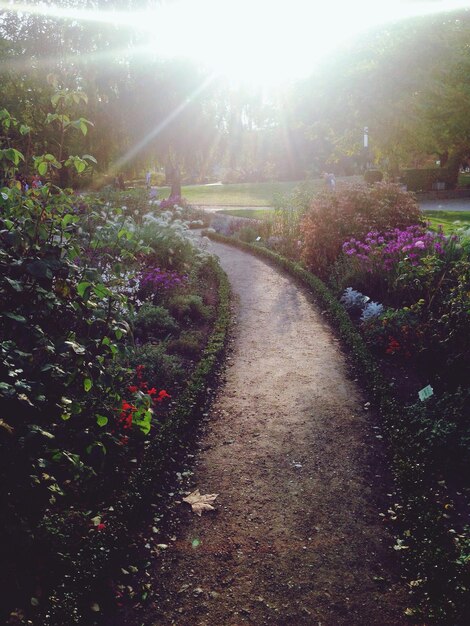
top-left (156, 176), bottom-right (361, 206)
top-left (216, 208), bottom-right (274, 219)
top-left (423, 210), bottom-right (470, 234)
top-left (156, 181), bottom-right (306, 205)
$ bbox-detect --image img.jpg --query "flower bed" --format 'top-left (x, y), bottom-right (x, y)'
top-left (0, 185), bottom-right (230, 625)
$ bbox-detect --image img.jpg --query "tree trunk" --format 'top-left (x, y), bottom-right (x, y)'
top-left (166, 161), bottom-right (181, 198)
top-left (445, 147), bottom-right (468, 189)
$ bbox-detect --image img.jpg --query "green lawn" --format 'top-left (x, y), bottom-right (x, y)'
top-left (157, 176), bottom-right (361, 206)
top-left (216, 208), bottom-right (274, 219)
top-left (157, 181), bottom-right (306, 205)
top-left (423, 210), bottom-right (470, 234)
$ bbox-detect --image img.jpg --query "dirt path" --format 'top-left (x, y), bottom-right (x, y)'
top-left (142, 241), bottom-right (407, 626)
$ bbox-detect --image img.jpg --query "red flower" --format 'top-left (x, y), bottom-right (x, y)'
top-left (157, 390), bottom-right (170, 400)
top-left (147, 387), bottom-right (157, 396)
top-left (96, 522), bottom-right (106, 531)
top-left (128, 385), bottom-right (138, 393)
top-left (121, 401), bottom-right (136, 412)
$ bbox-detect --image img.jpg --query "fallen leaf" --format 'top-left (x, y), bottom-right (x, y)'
top-left (183, 489), bottom-right (219, 516)
top-left (0, 419), bottom-right (14, 435)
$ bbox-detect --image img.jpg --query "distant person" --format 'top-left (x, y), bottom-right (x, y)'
top-left (323, 172), bottom-right (336, 191)
top-left (146, 171), bottom-right (151, 188)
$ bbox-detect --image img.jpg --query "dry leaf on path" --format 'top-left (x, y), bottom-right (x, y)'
top-left (182, 489), bottom-right (219, 516)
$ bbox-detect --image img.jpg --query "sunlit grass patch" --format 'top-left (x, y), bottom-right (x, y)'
top-left (423, 210), bottom-right (470, 234)
top-left (216, 208), bottom-right (274, 219)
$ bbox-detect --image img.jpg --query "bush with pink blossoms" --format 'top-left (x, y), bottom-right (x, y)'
top-left (343, 225), bottom-right (448, 270)
top-left (300, 182), bottom-right (422, 278)
top-left (338, 225), bottom-right (457, 305)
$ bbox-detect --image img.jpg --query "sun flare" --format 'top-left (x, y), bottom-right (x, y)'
top-left (1, 0), bottom-right (470, 85)
top-left (137, 0), bottom-right (470, 85)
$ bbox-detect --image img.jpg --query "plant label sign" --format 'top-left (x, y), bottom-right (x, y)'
top-left (418, 384), bottom-right (434, 402)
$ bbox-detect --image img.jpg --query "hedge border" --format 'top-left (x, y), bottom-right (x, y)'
top-left (39, 256), bottom-right (231, 625)
top-left (205, 231), bottom-right (467, 623)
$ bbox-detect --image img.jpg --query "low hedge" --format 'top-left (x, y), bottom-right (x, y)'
top-left (206, 231), bottom-right (470, 624)
top-left (37, 256), bottom-right (231, 625)
top-left (401, 168), bottom-right (457, 192)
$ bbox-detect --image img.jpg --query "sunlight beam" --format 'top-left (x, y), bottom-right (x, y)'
top-left (110, 71), bottom-right (218, 174)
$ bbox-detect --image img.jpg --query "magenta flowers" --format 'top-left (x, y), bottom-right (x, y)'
top-left (342, 225), bottom-right (449, 272)
top-left (139, 267), bottom-right (187, 293)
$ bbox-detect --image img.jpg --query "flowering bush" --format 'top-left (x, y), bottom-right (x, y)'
top-left (159, 195), bottom-right (187, 209)
top-left (342, 225), bottom-right (448, 271)
top-left (139, 266), bottom-right (187, 292)
top-left (138, 267), bottom-right (187, 303)
top-left (300, 182), bottom-right (422, 277)
top-left (361, 304), bottom-right (427, 360)
top-left (118, 365), bottom-right (170, 437)
top-left (337, 226), bottom-right (459, 306)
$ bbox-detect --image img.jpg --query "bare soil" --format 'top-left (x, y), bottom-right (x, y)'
top-left (127, 241), bottom-right (408, 626)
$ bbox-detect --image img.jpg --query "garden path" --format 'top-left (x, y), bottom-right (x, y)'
top-left (143, 241), bottom-right (407, 626)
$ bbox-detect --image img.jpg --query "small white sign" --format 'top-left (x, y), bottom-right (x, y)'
top-left (418, 385), bottom-right (434, 402)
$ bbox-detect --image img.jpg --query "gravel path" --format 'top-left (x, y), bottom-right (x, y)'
top-left (420, 198), bottom-right (470, 211)
top-left (145, 241), bottom-right (407, 626)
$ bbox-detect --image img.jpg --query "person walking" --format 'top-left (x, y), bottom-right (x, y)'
top-left (323, 172), bottom-right (336, 191)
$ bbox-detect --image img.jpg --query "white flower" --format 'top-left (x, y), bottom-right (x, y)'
top-left (341, 287), bottom-right (369, 310)
top-left (360, 301), bottom-right (384, 322)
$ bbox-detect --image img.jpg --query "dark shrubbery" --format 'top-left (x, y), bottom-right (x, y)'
top-left (401, 167), bottom-right (457, 191)
top-left (168, 294), bottom-right (212, 324)
top-left (133, 303), bottom-right (179, 340)
top-left (364, 169), bottom-right (383, 184)
top-left (168, 330), bottom-right (205, 359)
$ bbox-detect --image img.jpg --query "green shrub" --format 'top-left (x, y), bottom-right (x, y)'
top-left (364, 169), bottom-right (383, 184)
top-left (168, 294), bottom-right (212, 324)
top-left (238, 225), bottom-right (259, 243)
top-left (128, 343), bottom-right (184, 390)
top-left (134, 303), bottom-right (179, 340)
top-left (135, 220), bottom-right (200, 274)
top-left (300, 182), bottom-right (423, 278)
top-left (168, 330), bottom-right (205, 359)
top-left (261, 183), bottom-right (315, 259)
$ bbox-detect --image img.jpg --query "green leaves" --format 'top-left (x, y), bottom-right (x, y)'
top-left (4, 312), bottom-right (26, 323)
top-left (33, 153), bottom-right (62, 175)
top-left (0, 148), bottom-right (24, 167)
top-left (77, 281), bottom-right (92, 298)
top-left (64, 153), bottom-right (97, 173)
top-left (84, 378), bottom-right (93, 392)
top-left (96, 414), bottom-right (108, 427)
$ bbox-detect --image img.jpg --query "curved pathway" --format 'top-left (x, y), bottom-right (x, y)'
top-left (148, 241), bottom-right (406, 625)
